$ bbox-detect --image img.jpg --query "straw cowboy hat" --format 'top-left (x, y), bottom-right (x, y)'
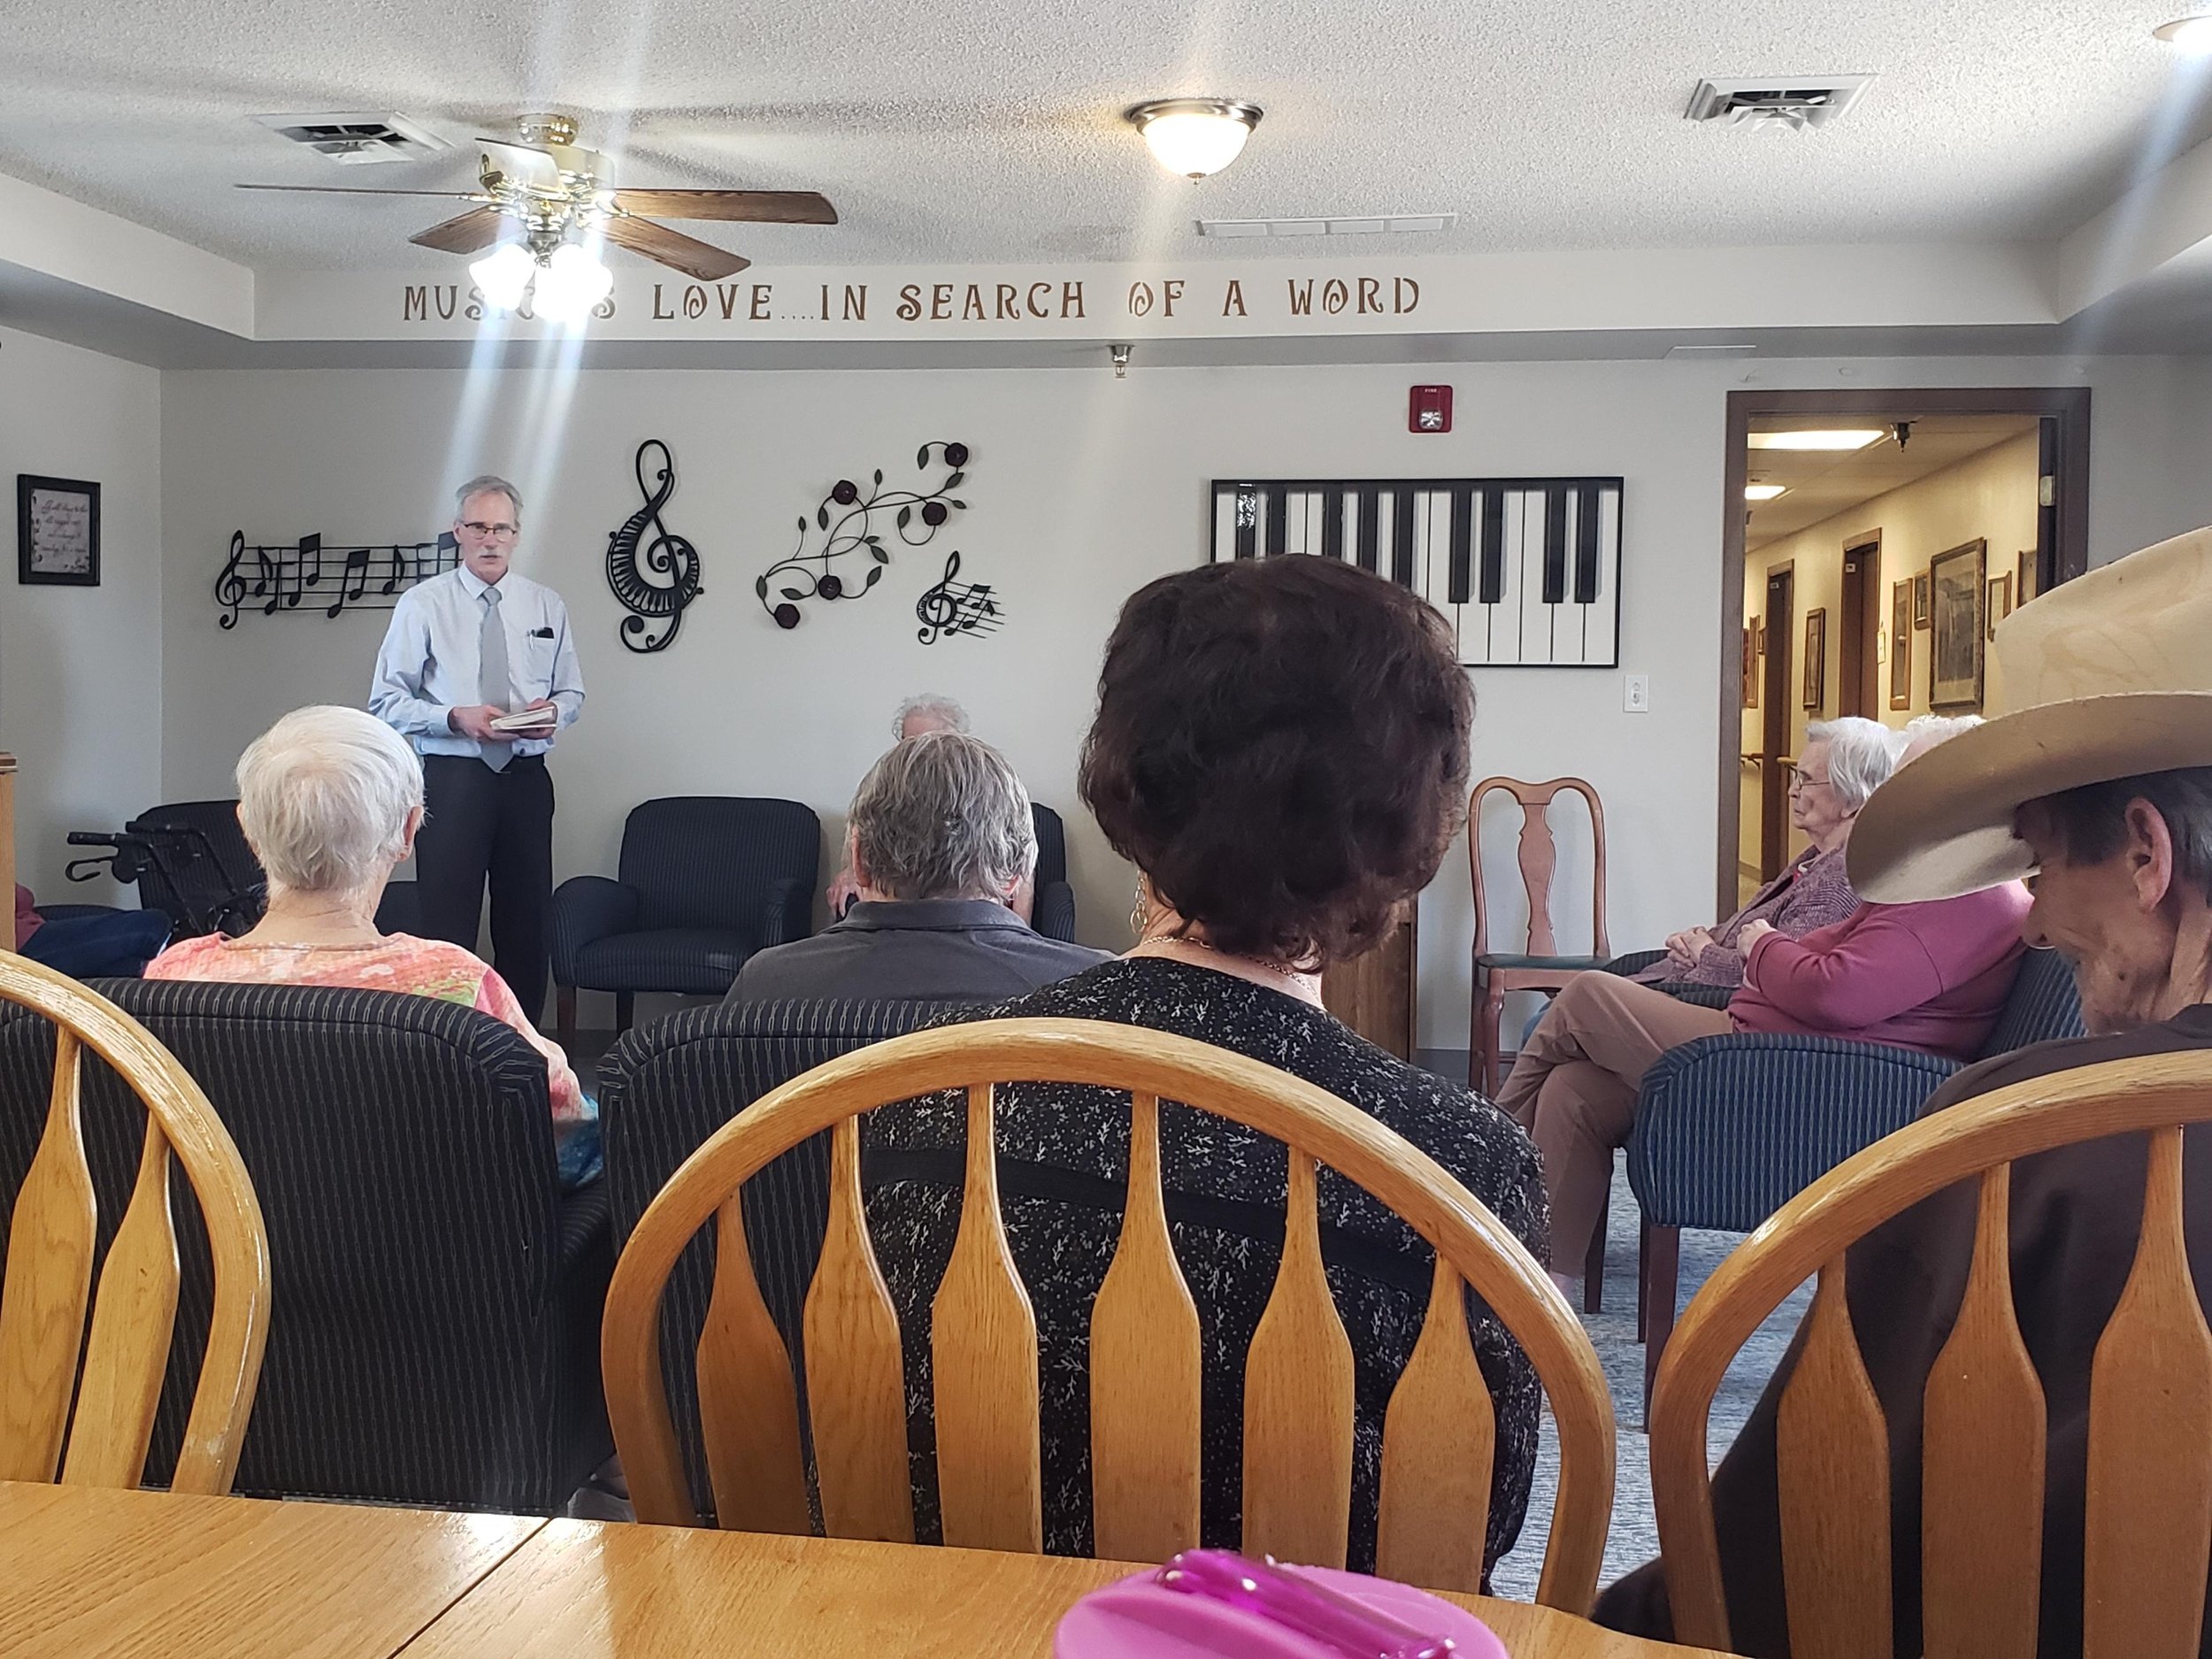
top-left (1848, 526), bottom-right (2212, 902)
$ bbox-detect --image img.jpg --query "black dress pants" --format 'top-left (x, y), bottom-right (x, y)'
top-left (416, 752), bottom-right (554, 1020)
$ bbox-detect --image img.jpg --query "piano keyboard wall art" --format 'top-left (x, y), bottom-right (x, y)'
top-left (1209, 477), bottom-right (1624, 667)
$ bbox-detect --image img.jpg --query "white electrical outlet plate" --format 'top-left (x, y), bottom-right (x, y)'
top-left (1624, 674), bottom-right (1650, 712)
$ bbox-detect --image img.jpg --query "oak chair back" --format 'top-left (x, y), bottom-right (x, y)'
top-left (1469, 776), bottom-right (1609, 964)
top-left (604, 1018), bottom-right (1616, 1611)
top-left (1649, 1048), bottom-right (2212, 1659)
top-left (0, 952), bottom-right (270, 1492)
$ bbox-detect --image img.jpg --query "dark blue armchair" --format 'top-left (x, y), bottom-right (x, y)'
top-left (553, 796), bottom-right (820, 1034)
top-left (1029, 803), bottom-right (1078, 943)
top-left (1623, 945), bottom-right (2084, 1411)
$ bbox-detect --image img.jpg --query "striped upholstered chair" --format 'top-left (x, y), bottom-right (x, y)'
top-left (0, 979), bottom-right (612, 1513)
top-left (553, 796), bottom-right (821, 1034)
top-left (1028, 803), bottom-right (1079, 943)
top-left (1621, 944), bottom-right (2084, 1412)
top-left (598, 995), bottom-right (964, 1522)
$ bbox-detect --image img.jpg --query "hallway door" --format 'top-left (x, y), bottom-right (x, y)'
top-left (1760, 563), bottom-right (1795, 879)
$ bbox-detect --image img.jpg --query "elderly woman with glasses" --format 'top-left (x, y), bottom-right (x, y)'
top-left (1632, 716), bottom-right (1901, 990)
top-left (147, 704), bottom-right (598, 1184)
top-left (1499, 713), bottom-right (2027, 1297)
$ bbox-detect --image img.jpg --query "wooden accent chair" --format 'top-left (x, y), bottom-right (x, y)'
top-left (0, 952), bottom-right (269, 1492)
top-left (1649, 1048), bottom-right (2212, 1658)
top-left (604, 1018), bottom-right (1617, 1612)
top-left (1469, 777), bottom-right (1609, 1101)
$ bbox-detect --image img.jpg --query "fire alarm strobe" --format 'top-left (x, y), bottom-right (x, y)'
top-left (1409, 385), bottom-right (1452, 434)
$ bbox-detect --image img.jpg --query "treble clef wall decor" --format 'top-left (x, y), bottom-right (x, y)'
top-left (914, 549), bottom-right (1004, 645)
top-left (757, 440), bottom-right (971, 629)
top-left (605, 439), bottom-right (706, 653)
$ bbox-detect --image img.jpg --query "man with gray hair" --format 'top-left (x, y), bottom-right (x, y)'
top-left (826, 693), bottom-right (975, 917)
top-left (370, 473), bottom-right (584, 1021)
top-left (730, 732), bottom-right (1106, 1002)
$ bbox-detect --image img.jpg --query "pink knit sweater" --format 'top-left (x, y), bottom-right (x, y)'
top-left (1730, 883), bottom-right (2034, 1060)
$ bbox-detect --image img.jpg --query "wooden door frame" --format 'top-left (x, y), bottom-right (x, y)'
top-left (1837, 531), bottom-right (1883, 718)
top-left (1757, 561), bottom-right (1794, 880)
top-left (1716, 386), bottom-right (2091, 917)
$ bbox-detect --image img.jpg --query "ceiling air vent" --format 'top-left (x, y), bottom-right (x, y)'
top-left (251, 112), bottom-right (450, 165)
top-left (1685, 75), bottom-right (1873, 130)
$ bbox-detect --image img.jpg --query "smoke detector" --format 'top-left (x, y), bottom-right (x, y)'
top-left (1685, 75), bottom-right (1874, 131)
top-left (251, 112), bottom-right (450, 165)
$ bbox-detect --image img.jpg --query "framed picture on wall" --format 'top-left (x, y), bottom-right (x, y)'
top-left (2017, 547), bottom-right (2039, 605)
top-left (16, 474), bottom-right (101, 587)
top-left (1741, 624), bottom-right (1758, 708)
top-left (1986, 572), bottom-right (2014, 640)
top-left (1913, 571), bottom-right (1932, 628)
top-left (1890, 580), bottom-right (1913, 710)
top-left (1930, 538), bottom-right (1987, 710)
top-left (1802, 608), bottom-right (1826, 710)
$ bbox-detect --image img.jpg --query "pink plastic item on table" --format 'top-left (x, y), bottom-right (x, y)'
top-left (1054, 1550), bottom-right (1510, 1659)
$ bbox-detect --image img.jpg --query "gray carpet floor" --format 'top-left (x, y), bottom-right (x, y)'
top-left (1486, 1156), bottom-right (1810, 1602)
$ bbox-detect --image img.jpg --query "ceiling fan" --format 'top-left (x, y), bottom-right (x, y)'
top-left (237, 112), bottom-right (836, 283)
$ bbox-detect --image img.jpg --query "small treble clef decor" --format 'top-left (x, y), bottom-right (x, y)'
top-left (915, 549), bottom-right (1004, 645)
top-left (606, 438), bottom-right (706, 654)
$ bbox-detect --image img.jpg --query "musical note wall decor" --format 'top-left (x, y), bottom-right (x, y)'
top-left (214, 529), bottom-right (459, 628)
top-left (914, 549), bottom-right (1004, 645)
top-left (605, 439), bottom-right (705, 653)
top-left (757, 439), bottom-right (971, 629)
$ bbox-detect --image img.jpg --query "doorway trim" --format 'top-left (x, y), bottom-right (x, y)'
top-left (1716, 386), bottom-right (2092, 917)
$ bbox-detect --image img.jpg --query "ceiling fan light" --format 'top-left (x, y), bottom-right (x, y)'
top-left (1127, 99), bottom-right (1263, 180)
top-left (469, 242), bottom-right (535, 311)
top-left (532, 242), bottom-right (614, 324)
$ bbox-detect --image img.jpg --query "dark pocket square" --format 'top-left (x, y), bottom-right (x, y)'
top-left (529, 626), bottom-right (556, 638)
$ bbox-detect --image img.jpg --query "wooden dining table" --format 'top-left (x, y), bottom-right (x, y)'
top-left (0, 1481), bottom-right (1736, 1658)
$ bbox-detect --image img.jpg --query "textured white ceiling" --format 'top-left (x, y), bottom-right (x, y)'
top-left (4, 0), bottom-right (2212, 274)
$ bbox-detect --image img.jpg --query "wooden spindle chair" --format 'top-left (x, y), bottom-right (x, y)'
top-left (604, 1018), bottom-right (1616, 1612)
top-left (1649, 1048), bottom-right (2212, 1658)
top-left (0, 952), bottom-right (270, 1493)
top-left (1469, 776), bottom-right (1610, 1103)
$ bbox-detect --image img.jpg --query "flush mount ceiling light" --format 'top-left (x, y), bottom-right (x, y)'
top-left (1745, 482), bottom-right (1789, 502)
top-left (2155, 14), bottom-right (2212, 51)
top-left (1126, 99), bottom-right (1263, 180)
top-left (1747, 428), bottom-right (1886, 451)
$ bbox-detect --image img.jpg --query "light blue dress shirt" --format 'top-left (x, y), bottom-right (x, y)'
top-left (369, 565), bottom-right (586, 758)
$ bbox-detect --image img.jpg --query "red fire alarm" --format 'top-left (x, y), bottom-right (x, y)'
top-left (1409, 385), bottom-right (1453, 434)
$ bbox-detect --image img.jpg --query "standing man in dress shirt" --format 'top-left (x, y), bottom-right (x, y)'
top-left (369, 475), bottom-right (584, 1022)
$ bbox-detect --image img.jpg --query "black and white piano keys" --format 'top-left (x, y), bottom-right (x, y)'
top-left (1210, 480), bottom-right (1623, 667)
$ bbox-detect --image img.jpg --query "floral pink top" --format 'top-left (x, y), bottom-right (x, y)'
top-left (146, 932), bottom-right (590, 1129)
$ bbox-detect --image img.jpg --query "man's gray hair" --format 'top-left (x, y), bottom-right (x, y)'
top-left (893, 693), bottom-right (970, 741)
top-left (1804, 716), bottom-right (1905, 812)
top-left (850, 731), bottom-right (1034, 902)
top-left (236, 705), bottom-right (423, 898)
top-left (1900, 713), bottom-right (1983, 760)
top-left (455, 474), bottom-right (523, 522)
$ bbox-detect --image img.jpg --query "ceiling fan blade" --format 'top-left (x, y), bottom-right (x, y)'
top-left (410, 206), bottom-right (511, 255)
top-left (478, 139), bottom-right (564, 191)
top-left (603, 216), bottom-right (749, 280)
top-left (235, 183), bottom-right (480, 198)
top-left (610, 188), bottom-right (837, 225)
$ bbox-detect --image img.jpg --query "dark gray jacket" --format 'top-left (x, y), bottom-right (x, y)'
top-left (724, 898), bottom-right (1110, 1005)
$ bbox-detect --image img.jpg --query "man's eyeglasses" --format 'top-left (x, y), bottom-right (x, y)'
top-left (460, 521), bottom-right (518, 539)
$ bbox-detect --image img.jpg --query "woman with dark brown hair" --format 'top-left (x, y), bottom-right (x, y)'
top-left (862, 556), bottom-right (1547, 1582)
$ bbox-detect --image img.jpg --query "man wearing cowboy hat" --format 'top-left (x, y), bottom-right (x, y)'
top-left (1598, 528), bottom-right (2212, 1655)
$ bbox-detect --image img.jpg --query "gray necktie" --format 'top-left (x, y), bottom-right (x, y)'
top-left (479, 586), bottom-right (512, 772)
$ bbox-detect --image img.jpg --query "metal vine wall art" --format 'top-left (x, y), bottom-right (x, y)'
top-left (757, 440), bottom-right (970, 629)
top-left (214, 530), bottom-right (458, 627)
top-left (606, 439), bottom-right (705, 653)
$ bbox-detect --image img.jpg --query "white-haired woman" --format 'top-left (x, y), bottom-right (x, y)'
top-left (1635, 715), bottom-right (1902, 990)
top-left (147, 705), bottom-right (596, 1180)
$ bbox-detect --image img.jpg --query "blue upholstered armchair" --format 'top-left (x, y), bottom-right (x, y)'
top-left (1030, 803), bottom-right (1078, 943)
top-left (1620, 945), bottom-right (2084, 1410)
top-left (553, 796), bottom-right (821, 1033)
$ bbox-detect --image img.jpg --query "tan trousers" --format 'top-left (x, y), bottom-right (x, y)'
top-left (1495, 972), bottom-right (1733, 1274)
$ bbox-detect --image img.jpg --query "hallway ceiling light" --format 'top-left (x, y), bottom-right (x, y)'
top-left (1127, 99), bottom-right (1263, 180)
top-left (1747, 428), bottom-right (1886, 451)
top-left (1745, 482), bottom-right (1789, 502)
top-left (2154, 15), bottom-right (2212, 52)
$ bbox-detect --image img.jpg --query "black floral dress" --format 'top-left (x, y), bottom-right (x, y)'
top-left (859, 955), bottom-right (1548, 1578)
